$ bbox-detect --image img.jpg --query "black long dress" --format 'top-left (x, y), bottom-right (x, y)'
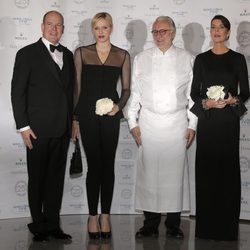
top-left (74, 44), bottom-right (131, 215)
top-left (190, 49), bottom-right (250, 241)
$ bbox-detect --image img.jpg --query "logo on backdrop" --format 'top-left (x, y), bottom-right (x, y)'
top-left (242, 181), bottom-right (250, 189)
top-left (240, 9), bottom-right (250, 16)
top-left (74, 0), bottom-right (86, 3)
top-left (123, 4), bottom-right (136, 11)
top-left (71, 185), bottom-right (83, 198)
top-left (173, 0), bottom-right (186, 4)
top-left (121, 189), bottom-right (132, 199)
top-left (13, 204), bottom-right (29, 213)
top-left (120, 162), bottom-right (134, 170)
top-left (15, 0), bottom-right (29, 8)
top-left (15, 180), bottom-right (27, 196)
top-left (122, 148), bottom-right (133, 159)
top-left (145, 4), bottom-right (160, 17)
top-left (15, 158), bottom-right (26, 167)
top-left (240, 156), bottom-right (250, 173)
top-left (96, 0), bottom-right (112, 10)
top-left (241, 145), bottom-right (250, 151)
top-left (98, 0), bottom-right (110, 3)
top-left (15, 32), bottom-right (28, 41)
top-left (71, 10), bottom-right (88, 16)
top-left (203, 8), bottom-right (223, 17)
top-left (172, 10), bottom-right (188, 18)
top-left (149, 4), bottom-right (160, 11)
top-left (13, 17), bottom-right (32, 26)
top-left (12, 142), bottom-right (26, 151)
top-left (50, 0), bottom-right (60, 8)
top-left (121, 174), bottom-right (132, 182)
top-left (240, 133), bottom-right (250, 142)
top-left (240, 117), bottom-right (250, 126)
top-left (241, 196), bottom-right (248, 206)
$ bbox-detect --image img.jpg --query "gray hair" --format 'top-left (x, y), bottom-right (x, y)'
top-left (153, 16), bottom-right (176, 31)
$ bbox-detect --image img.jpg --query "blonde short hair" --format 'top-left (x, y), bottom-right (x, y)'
top-left (91, 12), bottom-right (113, 28)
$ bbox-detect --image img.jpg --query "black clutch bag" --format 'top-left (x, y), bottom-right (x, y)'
top-left (69, 139), bottom-right (83, 177)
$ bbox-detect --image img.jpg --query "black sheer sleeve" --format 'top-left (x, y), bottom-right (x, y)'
top-left (117, 51), bottom-right (131, 110)
top-left (73, 47), bottom-right (82, 120)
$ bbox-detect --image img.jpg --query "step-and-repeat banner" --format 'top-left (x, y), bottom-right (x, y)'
top-left (0, 0), bottom-right (250, 220)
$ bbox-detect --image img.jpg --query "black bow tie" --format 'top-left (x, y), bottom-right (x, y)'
top-left (50, 44), bottom-right (63, 52)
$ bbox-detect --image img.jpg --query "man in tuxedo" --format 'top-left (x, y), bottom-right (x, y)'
top-left (11, 11), bottom-right (74, 242)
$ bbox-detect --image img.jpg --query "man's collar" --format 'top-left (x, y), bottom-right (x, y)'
top-left (41, 37), bottom-right (59, 51)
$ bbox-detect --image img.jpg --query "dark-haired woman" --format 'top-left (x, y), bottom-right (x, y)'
top-left (191, 15), bottom-right (250, 241)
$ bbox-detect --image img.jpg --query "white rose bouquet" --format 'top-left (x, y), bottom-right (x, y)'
top-left (95, 98), bottom-right (114, 116)
top-left (206, 85), bottom-right (226, 101)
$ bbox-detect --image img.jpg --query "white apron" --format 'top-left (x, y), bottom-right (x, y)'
top-left (136, 108), bottom-right (189, 212)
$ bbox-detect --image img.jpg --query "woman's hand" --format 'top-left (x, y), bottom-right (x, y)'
top-left (72, 120), bottom-right (80, 141)
top-left (224, 93), bottom-right (238, 105)
top-left (108, 104), bottom-right (119, 116)
top-left (206, 99), bottom-right (226, 109)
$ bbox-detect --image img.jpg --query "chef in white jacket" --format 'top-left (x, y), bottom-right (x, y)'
top-left (127, 16), bottom-right (197, 238)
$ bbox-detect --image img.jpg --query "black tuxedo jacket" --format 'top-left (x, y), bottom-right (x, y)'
top-left (11, 38), bottom-right (75, 137)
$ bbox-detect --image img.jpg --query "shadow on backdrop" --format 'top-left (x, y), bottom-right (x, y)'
top-left (182, 22), bottom-right (205, 56)
top-left (125, 19), bottom-right (147, 65)
top-left (73, 18), bottom-right (95, 52)
top-left (236, 21), bottom-right (250, 77)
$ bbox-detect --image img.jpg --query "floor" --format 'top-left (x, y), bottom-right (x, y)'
top-left (0, 215), bottom-right (249, 250)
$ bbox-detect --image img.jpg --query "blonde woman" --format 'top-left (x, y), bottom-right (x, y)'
top-left (72, 12), bottom-right (131, 239)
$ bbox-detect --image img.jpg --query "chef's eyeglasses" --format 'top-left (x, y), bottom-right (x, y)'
top-left (151, 29), bottom-right (173, 36)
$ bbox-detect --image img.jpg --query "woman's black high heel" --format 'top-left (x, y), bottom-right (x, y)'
top-left (88, 217), bottom-right (100, 239)
top-left (99, 215), bottom-right (112, 239)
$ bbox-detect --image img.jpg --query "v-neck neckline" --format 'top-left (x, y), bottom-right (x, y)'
top-left (95, 44), bottom-right (112, 65)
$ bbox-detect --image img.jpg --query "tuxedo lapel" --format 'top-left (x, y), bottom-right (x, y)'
top-left (37, 39), bottom-right (62, 86)
top-left (61, 49), bottom-right (70, 87)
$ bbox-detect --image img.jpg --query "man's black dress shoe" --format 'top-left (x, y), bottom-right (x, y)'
top-left (166, 227), bottom-right (184, 238)
top-left (135, 227), bottom-right (159, 238)
top-left (48, 229), bottom-right (72, 240)
top-left (33, 232), bottom-right (49, 242)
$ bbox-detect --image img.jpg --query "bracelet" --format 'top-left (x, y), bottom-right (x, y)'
top-left (202, 99), bottom-right (209, 110)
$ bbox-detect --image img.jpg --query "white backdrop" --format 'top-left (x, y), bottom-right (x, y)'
top-left (0, 0), bottom-right (250, 220)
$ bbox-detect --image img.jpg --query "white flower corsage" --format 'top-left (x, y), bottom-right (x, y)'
top-left (95, 98), bottom-right (114, 116)
top-left (206, 85), bottom-right (226, 101)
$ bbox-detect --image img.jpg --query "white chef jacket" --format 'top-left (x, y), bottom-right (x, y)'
top-left (127, 45), bottom-right (197, 212)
